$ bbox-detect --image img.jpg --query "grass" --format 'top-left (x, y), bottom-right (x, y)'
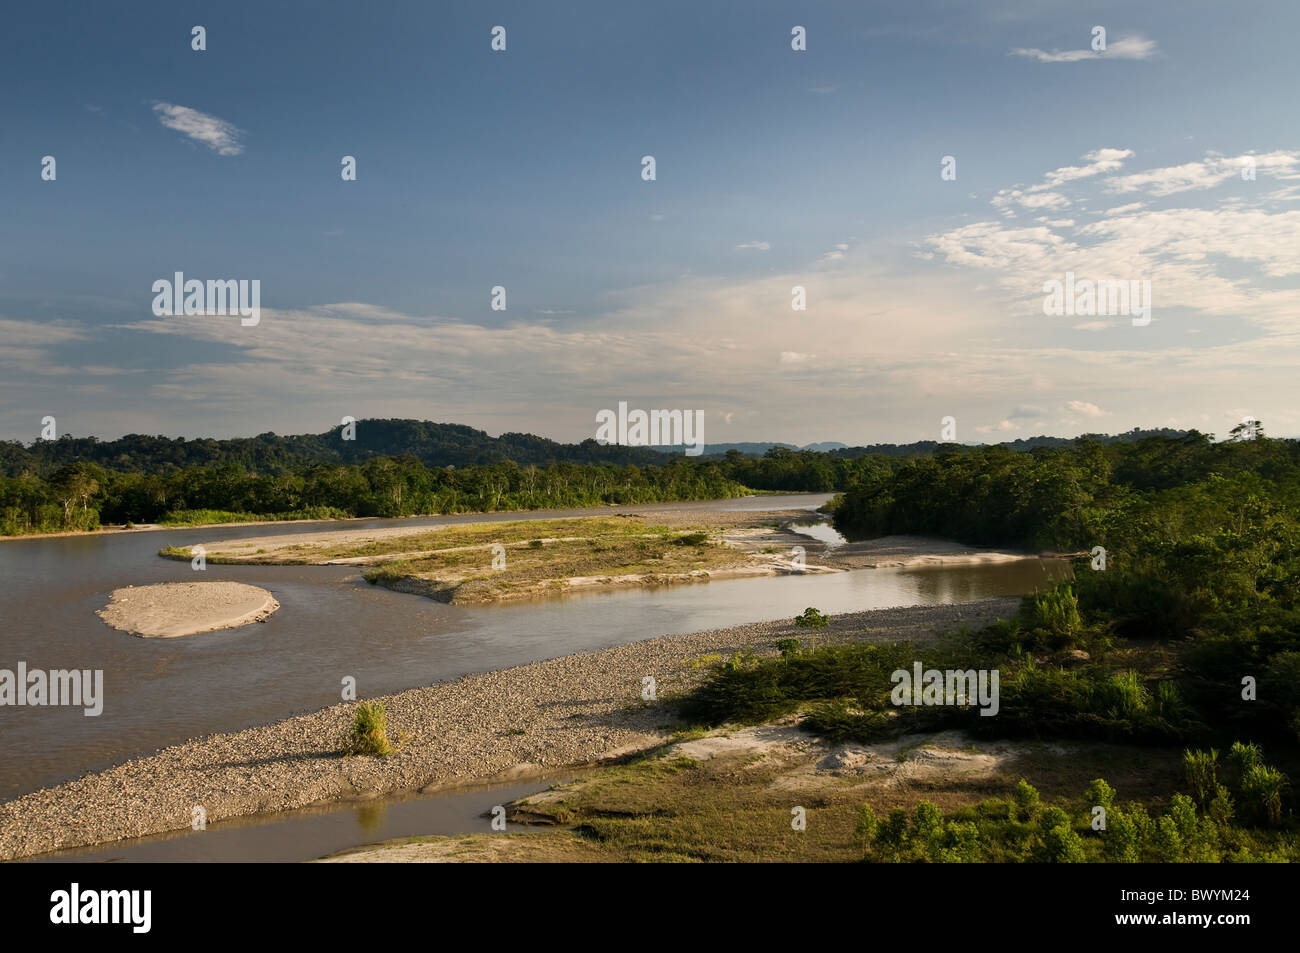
top-left (347, 519), bottom-right (747, 603)
top-left (161, 516), bottom-right (752, 603)
top-left (403, 741), bottom-right (1298, 863)
top-left (343, 701), bottom-right (396, 757)
top-left (158, 506), bottom-right (350, 526)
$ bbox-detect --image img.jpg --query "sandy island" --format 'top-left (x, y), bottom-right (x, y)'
top-left (159, 504), bottom-right (1047, 605)
top-left (97, 581), bottom-right (280, 638)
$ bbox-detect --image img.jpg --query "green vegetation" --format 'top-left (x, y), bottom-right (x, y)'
top-left (343, 701), bottom-right (396, 757)
top-left (794, 606), bottom-right (830, 628)
top-left (169, 516), bottom-right (745, 604)
top-left (0, 419), bottom-right (1191, 536)
top-left (857, 775), bottom-right (1296, 862)
top-left (0, 453), bottom-right (751, 536)
top-left (158, 506), bottom-right (351, 526)
top-left (826, 431), bottom-right (1300, 746)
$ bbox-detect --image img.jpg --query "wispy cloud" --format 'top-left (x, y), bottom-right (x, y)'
top-left (1105, 152), bottom-right (1300, 197)
top-left (152, 103), bottom-right (245, 156)
top-left (1010, 35), bottom-right (1157, 63)
top-left (736, 241), bottom-right (771, 251)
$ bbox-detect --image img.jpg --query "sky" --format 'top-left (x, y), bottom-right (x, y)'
top-left (2, 0), bottom-right (1298, 447)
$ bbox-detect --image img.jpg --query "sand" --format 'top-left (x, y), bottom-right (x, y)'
top-left (96, 581), bottom-right (280, 638)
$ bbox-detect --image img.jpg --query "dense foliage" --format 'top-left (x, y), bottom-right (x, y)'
top-left (856, 772), bottom-right (1296, 863)
top-left (0, 456), bottom-right (749, 535)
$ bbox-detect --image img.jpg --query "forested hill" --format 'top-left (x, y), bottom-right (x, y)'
top-left (0, 420), bottom-right (1190, 478)
top-left (823, 427), bottom-right (1189, 459)
top-left (0, 419), bottom-right (668, 478)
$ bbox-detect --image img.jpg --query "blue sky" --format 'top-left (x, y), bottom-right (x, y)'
top-left (2, 0), bottom-right (1298, 445)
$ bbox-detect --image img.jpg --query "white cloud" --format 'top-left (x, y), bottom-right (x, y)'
top-left (1065, 400), bottom-right (1107, 417)
top-left (1105, 152), bottom-right (1300, 197)
top-left (152, 103), bottom-right (245, 156)
top-left (1010, 35), bottom-right (1157, 63)
top-left (1034, 148), bottom-right (1134, 190)
top-left (736, 241), bottom-right (771, 251)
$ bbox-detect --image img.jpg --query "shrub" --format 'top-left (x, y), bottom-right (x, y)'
top-left (1040, 806), bottom-right (1070, 832)
top-left (1229, 740), bottom-right (1263, 779)
top-left (775, 638), bottom-right (802, 657)
top-left (937, 821), bottom-right (982, 863)
top-left (672, 532), bottom-right (709, 546)
top-left (1152, 815), bottom-right (1185, 862)
top-left (1045, 823), bottom-right (1086, 863)
top-left (1101, 670), bottom-right (1150, 719)
top-left (1207, 785), bottom-right (1235, 828)
top-left (528, 539), bottom-right (544, 549)
top-left (914, 801), bottom-right (944, 848)
top-left (1086, 778), bottom-right (1116, 810)
top-left (875, 807), bottom-right (911, 854)
top-left (1013, 779), bottom-right (1040, 820)
top-left (1104, 808), bottom-right (1142, 863)
top-left (854, 804), bottom-right (878, 848)
top-left (343, 701), bottom-right (395, 757)
top-left (1183, 748), bottom-right (1219, 810)
top-left (1240, 764), bottom-right (1288, 827)
top-left (794, 607), bottom-right (830, 628)
top-left (1026, 583), bottom-right (1082, 642)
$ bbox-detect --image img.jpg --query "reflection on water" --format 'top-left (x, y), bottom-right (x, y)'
top-left (26, 776), bottom-right (567, 864)
top-left (0, 494), bottom-right (1065, 800)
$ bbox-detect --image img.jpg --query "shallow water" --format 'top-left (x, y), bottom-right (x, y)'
top-left (25, 776), bottom-right (568, 863)
top-left (0, 494), bottom-right (1064, 799)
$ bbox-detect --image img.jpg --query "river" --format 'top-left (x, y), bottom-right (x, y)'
top-left (0, 494), bottom-right (1064, 806)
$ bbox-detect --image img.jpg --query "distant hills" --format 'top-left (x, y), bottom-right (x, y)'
top-left (0, 419), bottom-right (1192, 478)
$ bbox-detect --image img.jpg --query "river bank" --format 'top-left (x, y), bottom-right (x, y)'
top-left (0, 598), bottom-right (1018, 860)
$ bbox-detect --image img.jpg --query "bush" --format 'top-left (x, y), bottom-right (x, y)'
top-left (875, 807), bottom-right (911, 854)
top-left (343, 701), bottom-right (395, 757)
top-left (1013, 780), bottom-right (1041, 820)
top-left (794, 607), bottom-right (830, 629)
top-left (1152, 815), bottom-right (1184, 862)
top-left (854, 804), bottom-right (878, 848)
top-left (1240, 764), bottom-right (1288, 827)
top-left (1026, 583), bottom-right (1082, 642)
top-left (1045, 823), bottom-right (1087, 863)
top-left (1183, 748), bottom-right (1219, 810)
top-left (1086, 778), bottom-right (1116, 810)
top-left (775, 638), bottom-right (802, 657)
top-left (1207, 785), bottom-right (1235, 828)
top-left (1229, 740), bottom-right (1263, 779)
top-left (672, 532), bottom-right (709, 546)
top-left (1104, 808), bottom-right (1143, 863)
top-left (914, 801), bottom-right (944, 847)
